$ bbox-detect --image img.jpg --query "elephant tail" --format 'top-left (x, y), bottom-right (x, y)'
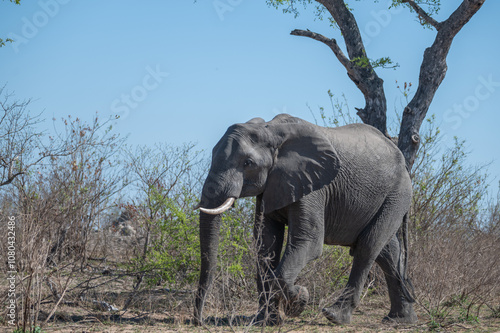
top-left (399, 213), bottom-right (415, 303)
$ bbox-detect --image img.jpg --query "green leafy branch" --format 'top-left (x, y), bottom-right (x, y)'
top-left (0, 38), bottom-right (14, 48)
top-left (350, 55), bottom-right (399, 70)
top-left (1, 0), bottom-right (21, 47)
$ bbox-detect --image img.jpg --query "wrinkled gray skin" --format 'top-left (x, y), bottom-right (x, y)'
top-left (194, 114), bottom-right (417, 326)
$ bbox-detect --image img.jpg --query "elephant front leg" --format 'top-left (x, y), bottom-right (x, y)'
top-left (254, 216), bottom-right (285, 326)
top-left (274, 201), bottom-right (325, 318)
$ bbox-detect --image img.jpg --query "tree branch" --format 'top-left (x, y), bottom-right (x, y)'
top-left (290, 29), bottom-right (354, 77)
top-left (291, 0), bottom-right (389, 135)
top-left (398, 0), bottom-right (486, 170)
top-left (0, 172), bottom-right (24, 186)
top-left (402, 0), bottom-right (441, 29)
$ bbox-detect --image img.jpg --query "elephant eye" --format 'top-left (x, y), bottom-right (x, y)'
top-left (244, 159), bottom-right (254, 168)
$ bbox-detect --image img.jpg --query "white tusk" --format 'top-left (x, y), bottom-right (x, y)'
top-left (198, 197), bottom-right (236, 215)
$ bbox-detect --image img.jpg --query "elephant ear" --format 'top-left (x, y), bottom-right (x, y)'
top-left (262, 123), bottom-right (341, 214)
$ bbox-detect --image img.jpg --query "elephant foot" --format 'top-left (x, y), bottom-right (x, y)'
top-left (284, 285), bottom-right (309, 318)
top-left (322, 303), bottom-right (353, 325)
top-left (382, 307), bottom-right (418, 324)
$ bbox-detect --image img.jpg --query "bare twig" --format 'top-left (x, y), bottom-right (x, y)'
top-left (43, 272), bottom-right (74, 324)
top-left (290, 29), bottom-right (353, 75)
top-left (402, 0), bottom-right (441, 29)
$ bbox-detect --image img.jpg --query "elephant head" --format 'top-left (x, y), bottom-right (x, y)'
top-left (193, 114), bottom-right (341, 324)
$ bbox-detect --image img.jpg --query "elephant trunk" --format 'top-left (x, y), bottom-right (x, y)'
top-left (194, 211), bottom-right (222, 325)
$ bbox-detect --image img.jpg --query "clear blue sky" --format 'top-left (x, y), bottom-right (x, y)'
top-left (1, 0), bottom-right (499, 185)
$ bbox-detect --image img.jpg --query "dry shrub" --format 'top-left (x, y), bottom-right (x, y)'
top-left (0, 115), bottom-right (125, 332)
top-left (16, 214), bottom-right (52, 330)
top-left (410, 228), bottom-right (500, 323)
top-left (407, 117), bottom-right (500, 326)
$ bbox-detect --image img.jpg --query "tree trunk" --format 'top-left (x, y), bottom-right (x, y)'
top-left (290, 0), bottom-right (486, 170)
top-left (397, 0), bottom-right (486, 169)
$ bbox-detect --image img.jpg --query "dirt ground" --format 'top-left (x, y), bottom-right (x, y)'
top-left (10, 297), bottom-right (500, 333)
top-left (31, 315), bottom-right (500, 333)
top-left (36, 319), bottom-right (500, 333)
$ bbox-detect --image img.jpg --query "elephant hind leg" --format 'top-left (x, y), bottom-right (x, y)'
top-left (376, 234), bottom-right (418, 324)
top-left (323, 242), bottom-right (379, 324)
top-left (323, 200), bottom-right (407, 324)
top-left (323, 236), bottom-right (385, 324)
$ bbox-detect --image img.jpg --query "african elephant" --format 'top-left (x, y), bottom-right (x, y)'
top-left (193, 114), bottom-right (417, 325)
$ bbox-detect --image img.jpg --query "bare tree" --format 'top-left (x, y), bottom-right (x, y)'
top-left (0, 86), bottom-right (75, 186)
top-left (270, 0), bottom-right (485, 170)
top-left (0, 87), bottom-right (42, 186)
